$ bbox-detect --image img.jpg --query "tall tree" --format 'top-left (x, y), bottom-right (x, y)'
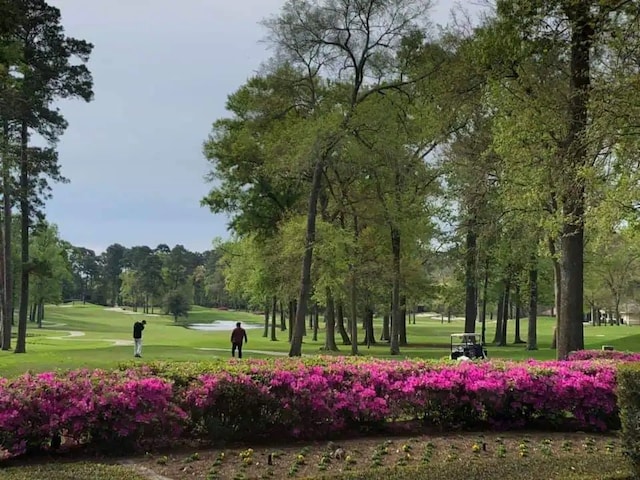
top-left (12, 0), bottom-right (93, 353)
top-left (0, 0), bottom-right (21, 351)
top-left (264, 0), bottom-right (433, 357)
top-left (102, 243), bottom-right (126, 306)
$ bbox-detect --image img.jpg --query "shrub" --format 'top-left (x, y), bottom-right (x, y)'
top-left (0, 369), bottom-right (186, 457)
top-left (568, 350), bottom-right (640, 362)
top-left (0, 357), bottom-right (624, 459)
top-left (618, 362), bottom-right (640, 479)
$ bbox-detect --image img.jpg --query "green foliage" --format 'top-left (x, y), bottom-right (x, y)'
top-left (618, 363), bottom-right (640, 478)
top-left (164, 289), bottom-right (191, 321)
top-left (29, 222), bottom-right (71, 306)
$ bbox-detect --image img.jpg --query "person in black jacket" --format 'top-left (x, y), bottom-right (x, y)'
top-left (133, 319), bottom-right (146, 357)
top-left (230, 322), bottom-right (248, 358)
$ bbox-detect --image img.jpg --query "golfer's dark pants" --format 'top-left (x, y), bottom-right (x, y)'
top-left (232, 342), bottom-right (243, 358)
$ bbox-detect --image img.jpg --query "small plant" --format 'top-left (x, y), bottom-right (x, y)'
top-left (583, 437), bottom-right (596, 453)
top-left (422, 441), bottom-right (436, 465)
top-left (239, 448), bottom-right (254, 460)
top-left (238, 448), bottom-right (254, 467)
top-left (318, 453), bottom-right (331, 471)
top-left (212, 452), bottom-right (225, 467)
top-left (206, 469), bottom-right (219, 480)
top-left (562, 440), bottom-right (573, 451)
top-left (518, 442), bottom-right (529, 458)
top-left (496, 444), bottom-right (507, 458)
top-left (184, 452), bottom-right (200, 463)
top-left (156, 455), bottom-right (168, 465)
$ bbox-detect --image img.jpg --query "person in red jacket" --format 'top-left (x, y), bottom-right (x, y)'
top-left (231, 322), bottom-right (248, 358)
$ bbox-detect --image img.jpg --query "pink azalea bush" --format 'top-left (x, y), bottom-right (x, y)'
top-left (568, 350), bottom-right (640, 362)
top-left (0, 357), bottom-right (624, 459)
top-left (0, 369), bottom-right (186, 458)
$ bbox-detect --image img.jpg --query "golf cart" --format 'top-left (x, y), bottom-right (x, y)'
top-left (450, 333), bottom-right (488, 361)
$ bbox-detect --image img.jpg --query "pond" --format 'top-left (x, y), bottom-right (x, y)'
top-left (186, 321), bottom-right (261, 332)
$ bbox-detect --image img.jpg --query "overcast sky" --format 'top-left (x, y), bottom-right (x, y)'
top-left (45, 0), bottom-right (472, 254)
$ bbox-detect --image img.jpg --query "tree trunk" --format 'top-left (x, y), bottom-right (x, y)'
top-left (37, 301), bottom-right (44, 328)
top-left (514, 283), bottom-right (525, 343)
top-left (464, 226), bottom-right (477, 333)
top-left (270, 295), bottom-right (277, 341)
top-left (349, 271), bottom-right (359, 356)
top-left (499, 280), bottom-right (510, 347)
top-left (381, 314), bottom-right (390, 341)
top-left (557, 2), bottom-right (591, 360)
top-left (558, 227), bottom-right (585, 358)
top-left (312, 302), bottom-right (319, 341)
top-left (527, 264), bottom-right (538, 350)
top-left (289, 156), bottom-right (325, 357)
top-left (400, 296), bottom-right (408, 346)
top-left (288, 300), bottom-right (294, 342)
top-left (336, 301), bottom-right (350, 344)
top-left (363, 307), bottom-right (375, 347)
top-left (15, 122), bottom-right (29, 354)
top-left (493, 291), bottom-right (504, 345)
top-left (263, 300), bottom-right (269, 338)
top-left (323, 288), bottom-right (338, 351)
top-left (280, 301), bottom-right (286, 331)
top-left (390, 226), bottom-right (401, 355)
top-left (29, 303), bottom-right (35, 323)
top-left (480, 257), bottom-right (489, 345)
top-left (550, 238), bottom-right (561, 350)
top-left (0, 210), bottom-right (5, 350)
top-left (1, 120), bottom-right (12, 351)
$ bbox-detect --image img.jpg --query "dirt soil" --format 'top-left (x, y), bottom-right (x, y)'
top-left (131, 431), bottom-right (621, 480)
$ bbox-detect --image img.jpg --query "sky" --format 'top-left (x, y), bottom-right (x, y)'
top-left (45, 0), bottom-right (474, 254)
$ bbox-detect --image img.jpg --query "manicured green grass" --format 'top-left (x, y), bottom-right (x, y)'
top-left (0, 303), bottom-right (638, 377)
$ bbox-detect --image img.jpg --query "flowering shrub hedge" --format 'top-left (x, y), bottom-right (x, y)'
top-left (568, 350), bottom-right (640, 362)
top-left (0, 358), bottom-right (623, 459)
top-left (618, 363), bottom-right (640, 478)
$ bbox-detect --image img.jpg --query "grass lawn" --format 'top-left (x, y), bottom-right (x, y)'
top-left (0, 303), bottom-right (638, 377)
top-left (1, 462), bottom-right (146, 480)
